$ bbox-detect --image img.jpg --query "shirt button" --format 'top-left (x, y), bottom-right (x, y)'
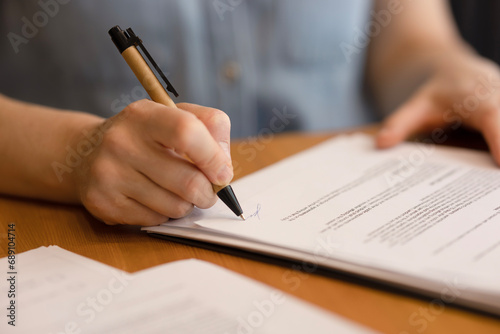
top-left (222, 61), bottom-right (241, 82)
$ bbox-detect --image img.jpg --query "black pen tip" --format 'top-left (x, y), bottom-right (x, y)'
top-left (216, 185), bottom-right (243, 218)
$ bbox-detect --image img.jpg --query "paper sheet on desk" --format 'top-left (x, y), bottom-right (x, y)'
top-left (166, 134), bottom-right (500, 308)
top-left (0, 246), bottom-right (373, 333)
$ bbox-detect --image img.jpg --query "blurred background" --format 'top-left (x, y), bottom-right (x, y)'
top-left (1, 1), bottom-right (499, 138)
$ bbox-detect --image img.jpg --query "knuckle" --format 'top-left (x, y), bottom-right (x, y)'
top-left (172, 113), bottom-right (201, 151)
top-left (81, 188), bottom-right (110, 222)
top-left (201, 143), bottom-right (228, 172)
top-left (182, 172), bottom-right (217, 209)
top-left (199, 151), bottom-right (220, 172)
top-left (207, 108), bottom-right (231, 132)
top-left (81, 162), bottom-right (119, 219)
top-left (122, 99), bottom-right (151, 122)
top-left (101, 128), bottom-right (132, 159)
top-left (210, 108), bottom-right (230, 124)
top-left (169, 201), bottom-right (194, 219)
top-left (182, 172), bottom-right (208, 202)
top-left (81, 188), bottom-right (99, 210)
top-left (196, 191), bottom-right (217, 209)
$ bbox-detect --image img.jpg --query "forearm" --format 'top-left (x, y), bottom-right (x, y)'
top-left (367, 0), bottom-right (471, 113)
top-left (0, 94), bottom-right (103, 203)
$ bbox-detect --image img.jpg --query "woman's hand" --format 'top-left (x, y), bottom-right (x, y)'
top-left (72, 100), bottom-right (233, 226)
top-left (376, 50), bottom-right (500, 164)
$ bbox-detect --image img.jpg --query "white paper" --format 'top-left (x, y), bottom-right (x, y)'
top-left (146, 134), bottom-right (500, 313)
top-left (0, 246), bottom-right (372, 333)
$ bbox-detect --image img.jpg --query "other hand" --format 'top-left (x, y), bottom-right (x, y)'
top-left (376, 51), bottom-right (500, 164)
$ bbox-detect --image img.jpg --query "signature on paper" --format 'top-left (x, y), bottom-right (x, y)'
top-left (247, 203), bottom-right (262, 220)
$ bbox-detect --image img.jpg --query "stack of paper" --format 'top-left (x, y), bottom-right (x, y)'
top-left (0, 246), bottom-right (373, 333)
top-left (145, 134), bottom-right (500, 315)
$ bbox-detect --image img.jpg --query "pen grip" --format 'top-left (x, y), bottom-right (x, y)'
top-left (121, 47), bottom-right (177, 108)
top-left (121, 47), bottom-right (227, 191)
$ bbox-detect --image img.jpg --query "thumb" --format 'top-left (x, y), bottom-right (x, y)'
top-left (376, 89), bottom-right (441, 149)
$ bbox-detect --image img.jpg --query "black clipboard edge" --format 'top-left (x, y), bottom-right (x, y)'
top-left (149, 232), bottom-right (500, 320)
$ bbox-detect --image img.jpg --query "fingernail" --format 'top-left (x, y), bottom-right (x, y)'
top-left (219, 141), bottom-right (231, 159)
top-left (217, 163), bottom-right (233, 185)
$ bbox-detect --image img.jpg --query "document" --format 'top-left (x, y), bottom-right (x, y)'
top-left (145, 134), bottom-right (500, 315)
top-left (0, 246), bottom-right (372, 333)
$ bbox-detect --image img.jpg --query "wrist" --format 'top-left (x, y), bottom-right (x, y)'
top-left (48, 112), bottom-right (104, 203)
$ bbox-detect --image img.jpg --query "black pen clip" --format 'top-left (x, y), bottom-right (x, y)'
top-left (110, 26), bottom-right (179, 98)
top-left (125, 28), bottom-right (179, 97)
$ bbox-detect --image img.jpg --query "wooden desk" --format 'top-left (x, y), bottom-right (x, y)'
top-left (1, 127), bottom-right (499, 334)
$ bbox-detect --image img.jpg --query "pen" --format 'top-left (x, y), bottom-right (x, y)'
top-left (108, 25), bottom-right (245, 220)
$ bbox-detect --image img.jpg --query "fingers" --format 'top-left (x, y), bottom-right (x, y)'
top-left (177, 103), bottom-right (232, 160)
top-left (122, 170), bottom-right (196, 218)
top-left (129, 147), bottom-right (218, 209)
top-left (80, 158), bottom-right (212, 226)
top-left (77, 99), bottom-right (231, 226)
top-left (127, 100), bottom-right (233, 185)
top-left (376, 88), bottom-right (442, 149)
top-left (82, 185), bottom-right (169, 227)
top-left (101, 198), bottom-right (169, 227)
top-left (376, 85), bottom-right (500, 166)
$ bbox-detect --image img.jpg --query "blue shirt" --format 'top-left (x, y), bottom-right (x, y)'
top-left (0, 0), bottom-right (376, 138)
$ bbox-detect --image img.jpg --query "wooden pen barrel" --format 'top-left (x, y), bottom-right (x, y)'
top-left (121, 46), bottom-right (226, 192)
top-left (121, 47), bottom-right (177, 108)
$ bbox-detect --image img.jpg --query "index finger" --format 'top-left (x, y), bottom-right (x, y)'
top-left (177, 103), bottom-right (231, 159)
top-left (136, 101), bottom-right (233, 186)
